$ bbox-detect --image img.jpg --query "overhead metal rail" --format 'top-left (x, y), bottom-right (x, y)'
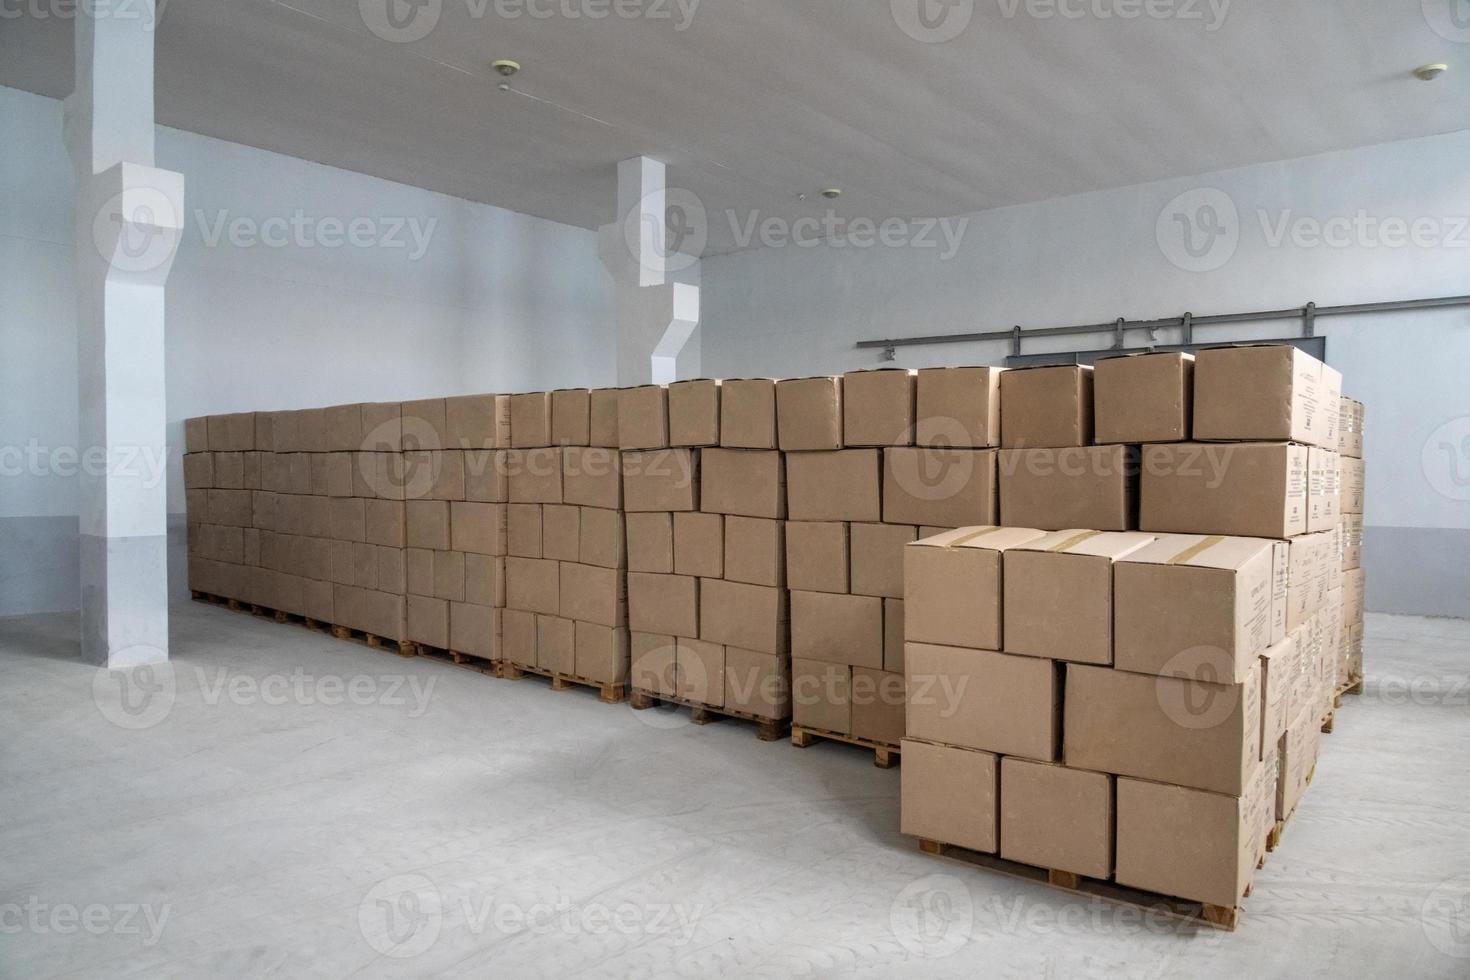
top-left (855, 294), bottom-right (1470, 360)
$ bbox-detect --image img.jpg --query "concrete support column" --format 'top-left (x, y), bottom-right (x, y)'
top-left (599, 156), bottom-right (702, 387)
top-left (63, 1), bottom-right (183, 668)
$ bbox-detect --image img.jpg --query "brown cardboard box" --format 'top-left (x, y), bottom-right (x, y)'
top-left (900, 739), bottom-right (999, 853)
top-left (674, 512), bottom-right (723, 578)
top-left (700, 578), bottom-right (787, 655)
top-left (851, 667), bottom-right (905, 745)
top-left (884, 598), bottom-right (904, 673)
top-left (207, 489), bottom-right (253, 527)
top-left (537, 615), bottom-right (576, 674)
top-left (464, 553), bottom-right (504, 607)
top-left (1113, 534), bottom-right (1277, 683)
top-left (617, 385), bottom-right (669, 450)
top-left (785, 521), bottom-right (848, 594)
top-left (849, 523), bottom-right (918, 599)
top-left (325, 453), bottom-right (355, 498)
top-left (551, 388), bottom-right (591, 446)
top-left (432, 549), bottom-right (464, 601)
top-left (844, 368), bottom-right (915, 447)
top-left (1004, 530), bottom-right (1156, 665)
top-left (786, 450), bottom-right (880, 522)
top-left (700, 449), bottom-right (783, 519)
top-left (360, 403), bottom-right (403, 452)
top-left (622, 449), bottom-right (698, 512)
top-left (791, 590), bottom-right (883, 668)
top-left (505, 557), bottom-right (559, 616)
top-left (208, 412), bottom-right (257, 452)
top-left (1344, 566), bottom-right (1365, 628)
top-left (407, 595), bottom-right (449, 648)
top-left (1337, 396), bottom-right (1365, 458)
top-left (507, 448), bottom-right (564, 504)
top-left (501, 607), bottom-right (537, 669)
top-left (792, 658), bottom-right (850, 733)
top-left (1340, 456), bottom-right (1364, 514)
top-left (1259, 633), bottom-right (1295, 762)
top-left (560, 562), bottom-right (626, 628)
top-left (401, 399), bottom-right (449, 452)
top-left (1065, 662), bottom-right (1263, 796)
top-left (883, 448), bottom-right (997, 527)
top-left (904, 527), bottom-right (1048, 651)
top-left (905, 642), bottom-right (1060, 760)
top-left (506, 503), bottom-right (543, 558)
top-left (723, 516), bottom-right (785, 587)
top-left (1001, 365), bottom-right (1094, 448)
top-left (625, 512), bottom-right (674, 573)
top-left (589, 388), bottom-right (621, 449)
top-left (510, 392), bottom-right (553, 448)
top-left (915, 366), bottom-right (1002, 448)
top-left (676, 637), bottom-right (725, 706)
top-left (185, 417), bottom-right (209, 454)
top-left (579, 507), bottom-right (625, 569)
top-left (630, 631), bottom-right (678, 696)
top-left (668, 379), bottom-right (721, 447)
top-left (1285, 530), bottom-right (1335, 631)
top-left (627, 572), bottom-right (698, 638)
top-left (1140, 442), bottom-right (1309, 538)
top-left (563, 447), bottom-right (622, 510)
top-left (1094, 352), bottom-right (1194, 444)
top-left (450, 602), bottom-right (497, 660)
top-left (1194, 345), bottom-right (1340, 448)
top-left (998, 446), bottom-right (1138, 531)
top-left (1340, 513), bottom-right (1362, 570)
top-left (575, 621), bottom-right (629, 684)
top-left (1308, 447), bottom-right (1340, 532)
top-left (541, 505), bottom-right (580, 562)
top-left (1277, 703), bottom-right (1322, 822)
top-left (364, 500), bottom-right (407, 548)
top-left (450, 501), bottom-right (505, 556)
top-left (724, 647), bottom-right (790, 720)
top-left (776, 377), bottom-right (843, 451)
top-left (325, 403), bottom-right (363, 452)
top-left (1000, 759), bottom-right (1113, 879)
top-left (183, 452), bottom-right (214, 489)
top-left (463, 450), bottom-right (508, 502)
top-left (446, 393), bottom-right (510, 449)
top-left (720, 379), bottom-right (777, 449)
top-left (329, 498), bottom-right (367, 542)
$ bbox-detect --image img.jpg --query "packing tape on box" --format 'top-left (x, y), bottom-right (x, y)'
top-left (1047, 530), bottom-right (1104, 553)
top-left (1166, 534), bottom-right (1227, 565)
top-left (943, 526), bottom-right (1004, 549)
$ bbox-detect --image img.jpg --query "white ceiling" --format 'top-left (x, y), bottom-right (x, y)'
top-left (4, 0), bottom-right (1466, 252)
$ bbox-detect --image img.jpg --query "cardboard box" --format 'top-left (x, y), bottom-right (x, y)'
top-left (668, 379), bottom-right (721, 447)
top-left (851, 667), bottom-right (905, 745)
top-left (208, 412), bottom-right (257, 452)
top-left (378, 544), bottom-right (407, 594)
top-left (183, 452), bottom-right (214, 490)
top-left (786, 450), bottom-right (880, 522)
top-left (562, 447), bottom-right (622, 510)
top-left (407, 594), bottom-right (449, 648)
top-left (674, 512), bottom-right (723, 578)
top-left (509, 392), bottom-right (552, 448)
top-left (1001, 365), bottom-right (1094, 449)
top-left (501, 608), bottom-right (538, 669)
top-left (575, 621), bottom-right (629, 685)
top-left (463, 450), bottom-right (508, 503)
top-left (1065, 662), bottom-right (1262, 796)
top-left (1094, 352), bottom-right (1194, 444)
top-left (537, 615), bottom-right (576, 675)
top-left (1113, 534), bottom-right (1278, 683)
top-left (1344, 566), bottom-right (1365, 628)
top-left (914, 366), bottom-right (1001, 448)
top-left (324, 453), bottom-right (355, 498)
top-left (625, 512), bottom-right (674, 573)
top-left (329, 498), bottom-right (366, 542)
top-left (905, 642), bottom-right (1060, 760)
top-left (541, 505), bottom-right (580, 562)
top-left (1277, 703), bottom-right (1322, 822)
top-left (622, 449), bottom-right (698, 512)
top-left (785, 521), bottom-right (848, 594)
top-left (363, 500), bottom-right (406, 547)
top-left (676, 637), bottom-right (725, 706)
top-left (720, 379), bottom-right (777, 449)
top-left (884, 598), bottom-right (904, 673)
top-left (723, 516), bottom-right (785, 587)
top-left (1285, 530), bottom-right (1335, 632)
top-left (1339, 456), bottom-right (1364, 514)
top-left (617, 385), bottom-right (669, 450)
top-left (450, 602), bottom-right (497, 660)
top-left (883, 448), bottom-right (997, 528)
top-left (507, 448), bottom-right (564, 504)
top-left (1000, 759), bottom-right (1113, 880)
top-left (550, 388), bottom-right (591, 447)
top-left (627, 573), bottom-right (698, 638)
top-left (464, 553), bottom-right (504, 607)
top-left (1141, 442), bottom-right (1309, 539)
top-left (450, 501), bottom-right (505, 556)
top-left (1194, 345), bottom-right (1341, 448)
top-left (849, 523), bottom-right (918, 599)
top-left (325, 403), bottom-right (363, 452)
top-left (1308, 447), bottom-right (1340, 532)
top-left (361, 403), bottom-right (403, 452)
top-left (589, 388), bottom-right (621, 449)
top-left (700, 449), bottom-right (784, 518)
top-left (432, 549), bottom-right (464, 601)
top-left (843, 368), bottom-right (915, 447)
top-left (792, 658), bottom-right (850, 734)
top-left (1259, 633), bottom-right (1295, 762)
top-left (998, 446), bottom-right (1138, 531)
top-left (1340, 513), bottom-right (1363, 570)
top-left (1337, 396), bottom-right (1364, 458)
top-left (506, 503), bottom-right (543, 559)
top-left (791, 590), bottom-right (883, 668)
top-left (724, 647), bottom-right (790, 720)
top-left (1003, 530), bottom-right (1156, 665)
top-left (505, 557), bottom-right (559, 616)
top-left (904, 527), bottom-right (1048, 651)
top-left (900, 739), bottom-right (998, 853)
top-left (560, 562), bottom-right (626, 628)
top-left (700, 578), bottom-right (787, 655)
top-left (445, 393), bottom-right (510, 449)
top-left (401, 399), bottom-right (449, 452)
top-left (776, 377), bottom-right (843, 451)
top-left (578, 507), bottom-right (625, 569)
top-left (184, 417), bottom-right (209, 454)
top-left (630, 631), bottom-right (678, 696)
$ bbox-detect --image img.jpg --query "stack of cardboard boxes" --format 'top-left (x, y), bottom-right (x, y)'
top-left (1338, 396), bottom-right (1366, 688)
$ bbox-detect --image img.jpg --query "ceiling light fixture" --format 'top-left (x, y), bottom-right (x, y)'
top-left (492, 59), bottom-right (520, 91)
top-left (820, 188), bottom-right (842, 200)
top-left (1414, 63), bottom-right (1448, 81)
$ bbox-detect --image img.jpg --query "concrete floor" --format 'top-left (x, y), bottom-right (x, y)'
top-left (2, 605), bottom-right (1468, 979)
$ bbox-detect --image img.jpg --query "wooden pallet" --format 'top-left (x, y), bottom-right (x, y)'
top-left (1267, 764), bottom-right (1316, 852)
top-left (400, 643), bottom-right (498, 677)
top-left (791, 725), bottom-right (899, 768)
top-left (193, 592), bottom-right (326, 632)
top-left (915, 838), bottom-right (1241, 931)
top-left (629, 689), bottom-right (787, 740)
top-left (328, 624), bottom-right (412, 656)
top-left (1320, 709), bottom-right (1336, 734)
top-left (499, 661), bottom-right (627, 704)
top-left (1336, 676), bottom-right (1364, 702)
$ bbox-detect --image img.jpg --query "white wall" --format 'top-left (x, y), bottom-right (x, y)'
top-left (0, 84), bottom-right (614, 614)
top-left (702, 129), bottom-right (1470, 616)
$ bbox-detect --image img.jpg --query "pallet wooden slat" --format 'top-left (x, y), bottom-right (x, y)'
top-left (791, 725), bottom-right (899, 768)
top-left (629, 689), bottom-right (787, 740)
top-left (498, 661), bottom-right (626, 704)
